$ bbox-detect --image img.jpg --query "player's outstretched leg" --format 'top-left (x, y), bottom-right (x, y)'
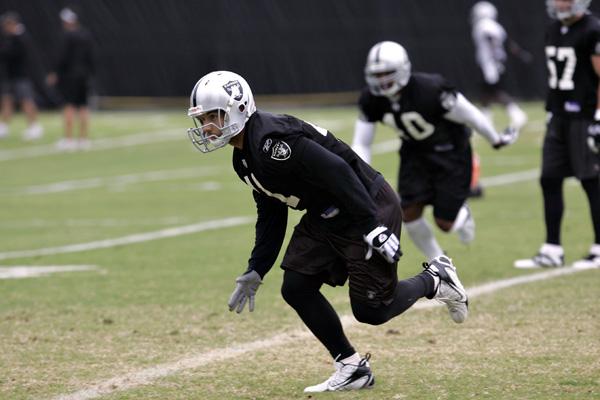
top-left (423, 255), bottom-right (469, 323)
top-left (304, 353), bottom-right (374, 393)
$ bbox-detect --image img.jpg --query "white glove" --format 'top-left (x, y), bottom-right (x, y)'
top-left (363, 226), bottom-right (401, 263)
top-left (228, 270), bottom-right (262, 313)
top-left (493, 126), bottom-right (519, 149)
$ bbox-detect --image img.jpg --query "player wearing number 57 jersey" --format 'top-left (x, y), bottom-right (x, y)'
top-left (186, 70), bottom-right (469, 393)
top-left (515, 0), bottom-right (600, 269)
top-left (352, 41), bottom-right (517, 261)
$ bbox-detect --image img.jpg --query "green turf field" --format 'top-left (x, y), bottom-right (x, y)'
top-left (0, 103), bottom-right (599, 399)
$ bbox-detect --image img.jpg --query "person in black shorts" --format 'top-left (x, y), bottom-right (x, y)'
top-left (46, 8), bottom-right (95, 151)
top-left (185, 70), bottom-right (468, 393)
top-left (351, 41), bottom-right (517, 261)
top-left (515, 0), bottom-right (600, 269)
top-left (0, 11), bottom-right (43, 141)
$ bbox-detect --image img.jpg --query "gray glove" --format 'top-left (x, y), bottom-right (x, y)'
top-left (588, 120), bottom-right (600, 153)
top-left (228, 270), bottom-right (262, 313)
top-left (493, 127), bottom-right (519, 149)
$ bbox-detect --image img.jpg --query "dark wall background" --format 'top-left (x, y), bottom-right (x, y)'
top-left (2, 0), bottom-right (600, 102)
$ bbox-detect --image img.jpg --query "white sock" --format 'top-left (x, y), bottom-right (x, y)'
top-left (339, 352), bottom-right (361, 365)
top-left (541, 243), bottom-right (564, 256)
top-left (404, 218), bottom-right (444, 259)
top-left (506, 103), bottom-right (527, 129)
top-left (451, 205), bottom-right (469, 232)
top-left (589, 244), bottom-right (600, 256)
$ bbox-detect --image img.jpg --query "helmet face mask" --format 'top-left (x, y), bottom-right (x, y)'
top-left (546, 0), bottom-right (591, 20)
top-left (364, 41), bottom-right (411, 98)
top-left (187, 109), bottom-right (238, 153)
top-left (187, 71), bottom-right (256, 153)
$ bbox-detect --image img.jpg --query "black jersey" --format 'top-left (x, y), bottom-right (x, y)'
top-left (358, 72), bottom-right (470, 153)
top-left (0, 30), bottom-right (36, 79)
top-left (55, 28), bottom-right (95, 79)
top-left (233, 111), bottom-right (384, 276)
top-left (545, 14), bottom-right (600, 118)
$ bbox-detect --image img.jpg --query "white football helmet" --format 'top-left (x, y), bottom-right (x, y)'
top-left (187, 71), bottom-right (256, 153)
top-left (364, 41), bottom-right (411, 98)
top-left (471, 1), bottom-right (498, 23)
top-left (546, 0), bottom-right (591, 20)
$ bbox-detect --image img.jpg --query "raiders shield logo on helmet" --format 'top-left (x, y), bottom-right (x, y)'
top-left (223, 80), bottom-right (244, 101)
top-left (271, 141), bottom-right (291, 160)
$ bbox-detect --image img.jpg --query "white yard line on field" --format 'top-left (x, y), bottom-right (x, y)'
top-left (0, 265), bottom-right (99, 279)
top-left (4, 166), bottom-right (220, 195)
top-left (0, 128), bottom-right (182, 162)
top-left (0, 167), bottom-right (540, 260)
top-left (0, 216), bottom-right (254, 261)
top-left (51, 265), bottom-right (593, 400)
top-left (480, 168), bottom-right (538, 186)
top-left (0, 120), bottom-right (347, 163)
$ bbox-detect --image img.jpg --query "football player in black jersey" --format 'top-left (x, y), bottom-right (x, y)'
top-left (352, 41), bottom-right (517, 261)
top-left (186, 71), bottom-right (468, 392)
top-left (515, 0), bottom-right (600, 269)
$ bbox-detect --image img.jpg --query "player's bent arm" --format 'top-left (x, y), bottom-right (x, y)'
top-left (351, 118), bottom-right (376, 164)
top-left (247, 191), bottom-right (288, 279)
top-left (443, 93), bottom-right (501, 145)
top-left (591, 55), bottom-right (600, 112)
top-left (227, 193), bottom-right (287, 314)
top-left (587, 55), bottom-right (600, 153)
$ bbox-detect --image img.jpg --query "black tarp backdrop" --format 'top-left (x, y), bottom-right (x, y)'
top-left (2, 0), bottom-right (600, 104)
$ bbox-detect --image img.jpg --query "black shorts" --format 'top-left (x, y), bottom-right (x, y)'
top-left (398, 144), bottom-right (472, 221)
top-left (281, 182), bottom-right (402, 307)
top-left (542, 115), bottom-right (600, 180)
top-left (1, 78), bottom-right (35, 101)
top-left (479, 72), bottom-right (512, 106)
top-left (58, 76), bottom-right (90, 106)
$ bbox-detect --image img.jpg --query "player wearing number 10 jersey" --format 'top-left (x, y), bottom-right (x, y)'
top-left (514, 0), bottom-right (600, 269)
top-left (352, 41), bottom-right (517, 260)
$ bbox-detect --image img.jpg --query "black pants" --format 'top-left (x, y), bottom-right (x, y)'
top-left (281, 269), bottom-right (434, 360)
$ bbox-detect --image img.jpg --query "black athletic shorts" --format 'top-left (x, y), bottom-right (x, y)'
top-left (479, 72), bottom-right (511, 106)
top-left (398, 143), bottom-right (472, 221)
top-left (542, 115), bottom-right (600, 180)
top-left (281, 182), bottom-right (402, 307)
top-left (58, 76), bottom-right (90, 106)
top-left (1, 78), bottom-right (35, 101)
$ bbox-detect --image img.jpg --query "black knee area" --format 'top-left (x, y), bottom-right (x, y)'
top-left (540, 176), bottom-right (563, 193)
top-left (351, 301), bottom-right (390, 326)
top-left (280, 270), bottom-right (321, 308)
top-left (581, 177), bottom-right (600, 195)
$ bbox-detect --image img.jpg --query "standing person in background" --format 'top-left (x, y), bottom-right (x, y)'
top-left (0, 11), bottom-right (43, 141)
top-left (469, 1), bottom-right (531, 198)
top-left (47, 7), bottom-right (95, 151)
top-left (515, 0), bottom-right (600, 269)
top-left (351, 41), bottom-right (518, 260)
top-left (471, 1), bottom-right (530, 129)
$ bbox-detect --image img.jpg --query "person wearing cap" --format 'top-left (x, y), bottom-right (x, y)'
top-left (0, 11), bottom-right (44, 141)
top-left (46, 8), bottom-right (95, 151)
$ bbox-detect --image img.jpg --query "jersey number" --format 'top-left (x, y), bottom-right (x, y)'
top-left (384, 111), bottom-right (435, 141)
top-left (546, 46), bottom-right (576, 90)
top-left (244, 173), bottom-right (300, 208)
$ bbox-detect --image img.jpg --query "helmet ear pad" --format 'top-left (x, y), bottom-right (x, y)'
top-left (364, 41), bottom-right (411, 98)
top-left (187, 71), bottom-right (257, 153)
